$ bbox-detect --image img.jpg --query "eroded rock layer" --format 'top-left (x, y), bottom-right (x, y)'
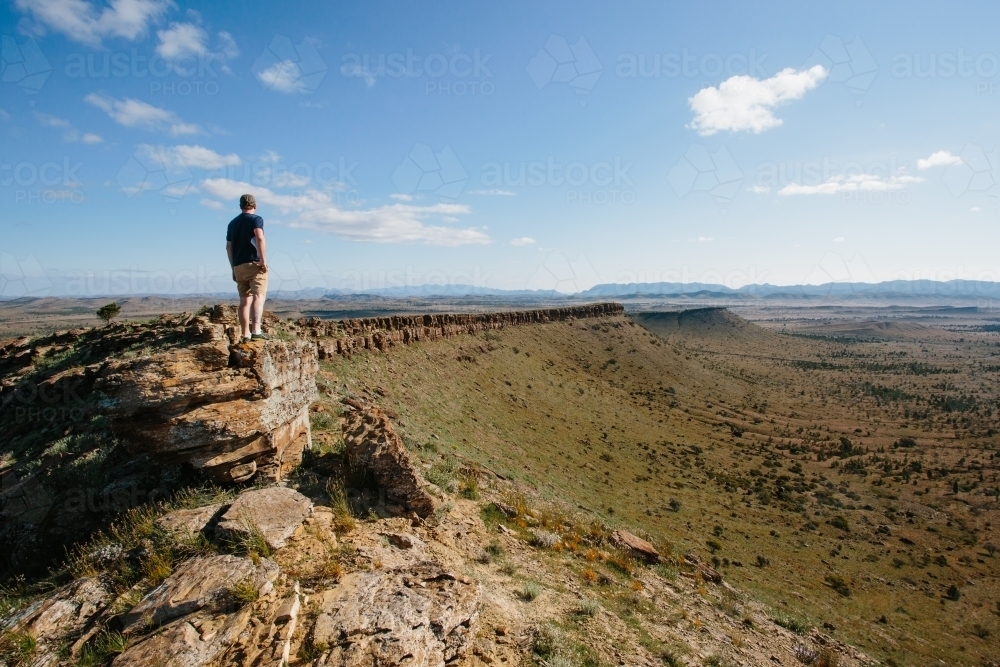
top-left (97, 311), bottom-right (317, 484)
top-left (294, 302), bottom-right (625, 357)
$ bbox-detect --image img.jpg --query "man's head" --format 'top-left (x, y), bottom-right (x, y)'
top-left (239, 194), bottom-right (256, 212)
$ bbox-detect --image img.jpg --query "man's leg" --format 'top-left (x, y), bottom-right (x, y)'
top-left (238, 294), bottom-right (252, 339)
top-left (251, 293), bottom-right (266, 335)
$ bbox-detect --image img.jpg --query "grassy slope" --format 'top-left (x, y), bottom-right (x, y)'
top-left (317, 311), bottom-right (1000, 667)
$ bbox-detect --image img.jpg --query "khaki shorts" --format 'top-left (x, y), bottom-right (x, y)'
top-left (233, 262), bottom-right (268, 298)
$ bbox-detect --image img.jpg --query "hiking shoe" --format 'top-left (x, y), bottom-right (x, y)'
top-left (241, 336), bottom-right (253, 344)
top-left (251, 332), bottom-right (272, 341)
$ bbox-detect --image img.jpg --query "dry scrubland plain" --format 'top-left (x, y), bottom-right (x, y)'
top-left (313, 308), bottom-right (1000, 667)
top-left (1, 299), bottom-right (998, 667)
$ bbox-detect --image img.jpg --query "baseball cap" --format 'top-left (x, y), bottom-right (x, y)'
top-left (240, 194), bottom-right (256, 209)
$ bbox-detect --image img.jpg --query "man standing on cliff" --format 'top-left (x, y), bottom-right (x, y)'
top-left (226, 194), bottom-right (270, 343)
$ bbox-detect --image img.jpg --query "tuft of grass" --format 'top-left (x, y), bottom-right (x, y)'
top-left (326, 479), bottom-right (357, 533)
top-left (824, 574), bottom-right (850, 597)
top-left (480, 503), bottom-right (505, 528)
top-left (77, 630), bottom-right (129, 666)
top-left (0, 631), bottom-right (36, 667)
top-left (518, 581), bottom-right (541, 601)
top-left (231, 518), bottom-right (273, 559)
top-left (458, 473), bottom-right (481, 500)
top-left (226, 576), bottom-right (259, 608)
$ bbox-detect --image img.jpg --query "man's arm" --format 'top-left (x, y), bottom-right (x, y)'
top-left (254, 228), bottom-right (267, 272)
top-left (226, 241), bottom-right (234, 266)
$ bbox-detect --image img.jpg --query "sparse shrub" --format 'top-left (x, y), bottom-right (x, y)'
top-left (576, 598), bottom-right (601, 617)
top-left (233, 518), bottom-right (273, 558)
top-left (500, 562), bottom-right (517, 576)
top-left (772, 610), bottom-right (808, 634)
top-left (532, 625), bottom-right (559, 659)
top-left (485, 541), bottom-right (504, 559)
top-left (480, 503), bottom-right (505, 528)
top-left (96, 302), bottom-right (121, 325)
top-left (459, 473), bottom-right (480, 500)
top-left (755, 555), bottom-right (769, 567)
top-left (972, 623), bottom-right (990, 639)
top-left (529, 529), bottom-right (560, 549)
top-left (582, 568), bottom-right (598, 583)
top-left (518, 581), bottom-right (541, 601)
top-left (828, 516), bottom-right (849, 532)
top-left (794, 645), bottom-right (818, 664)
top-left (661, 650), bottom-right (686, 667)
top-left (706, 539), bottom-right (722, 553)
top-left (946, 584), bottom-right (961, 601)
top-left (78, 630), bottom-right (129, 665)
top-left (824, 575), bottom-right (850, 597)
top-left (669, 498), bottom-right (682, 512)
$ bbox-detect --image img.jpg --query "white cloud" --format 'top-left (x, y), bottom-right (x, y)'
top-left (748, 185), bottom-right (771, 194)
top-left (34, 112), bottom-right (70, 128)
top-left (698, 236), bottom-right (713, 242)
top-left (134, 143), bottom-right (240, 170)
top-left (85, 93), bottom-right (201, 135)
top-left (155, 22), bottom-right (206, 58)
top-left (35, 111), bottom-right (103, 143)
top-left (833, 236), bottom-right (845, 242)
top-left (510, 237), bottom-right (535, 246)
top-left (258, 150), bottom-right (281, 163)
top-left (390, 193), bottom-right (413, 201)
top-left (155, 22), bottom-right (239, 71)
top-left (256, 60), bottom-right (308, 93)
top-left (469, 189), bottom-right (516, 196)
top-left (201, 177), bottom-right (490, 246)
top-left (200, 198), bottom-right (224, 210)
top-left (778, 172), bottom-right (924, 195)
top-left (270, 171), bottom-right (311, 188)
top-left (687, 65), bottom-right (828, 136)
top-left (341, 62), bottom-right (375, 87)
top-left (916, 150), bottom-right (962, 170)
top-left (971, 206), bottom-right (982, 212)
top-left (14, 0), bottom-right (172, 47)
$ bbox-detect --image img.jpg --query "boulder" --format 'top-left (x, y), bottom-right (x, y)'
top-left (96, 314), bottom-right (318, 484)
top-left (342, 400), bottom-right (437, 518)
top-left (215, 487), bottom-right (313, 551)
top-left (123, 554), bottom-right (278, 632)
top-left (609, 529), bottom-right (661, 563)
top-left (155, 503), bottom-right (226, 537)
top-left (308, 561), bottom-right (479, 666)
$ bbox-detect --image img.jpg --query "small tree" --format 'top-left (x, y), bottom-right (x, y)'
top-left (96, 302), bottom-right (121, 325)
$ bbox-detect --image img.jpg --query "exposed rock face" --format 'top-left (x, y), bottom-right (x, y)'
top-left (115, 555), bottom-right (280, 667)
top-left (610, 529), bottom-right (661, 564)
top-left (2, 577), bottom-right (109, 667)
top-left (309, 561), bottom-right (479, 667)
top-left (156, 503), bottom-right (226, 537)
top-left (294, 303), bottom-right (625, 357)
top-left (96, 311), bottom-right (317, 483)
top-left (215, 486), bottom-right (313, 550)
top-left (342, 399), bottom-right (437, 518)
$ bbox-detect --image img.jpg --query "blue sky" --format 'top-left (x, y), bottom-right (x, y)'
top-left (1, 0), bottom-right (999, 296)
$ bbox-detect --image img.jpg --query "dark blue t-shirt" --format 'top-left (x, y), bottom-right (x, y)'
top-left (226, 213), bottom-right (264, 265)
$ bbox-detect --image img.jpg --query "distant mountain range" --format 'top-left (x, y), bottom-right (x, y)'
top-left (577, 279), bottom-right (1000, 299)
top-left (4, 280), bottom-right (1000, 301)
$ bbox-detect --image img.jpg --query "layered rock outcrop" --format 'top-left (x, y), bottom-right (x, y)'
top-left (294, 302), bottom-right (624, 357)
top-left (96, 310), bottom-right (317, 483)
top-left (341, 398), bottom-right (437, 518)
